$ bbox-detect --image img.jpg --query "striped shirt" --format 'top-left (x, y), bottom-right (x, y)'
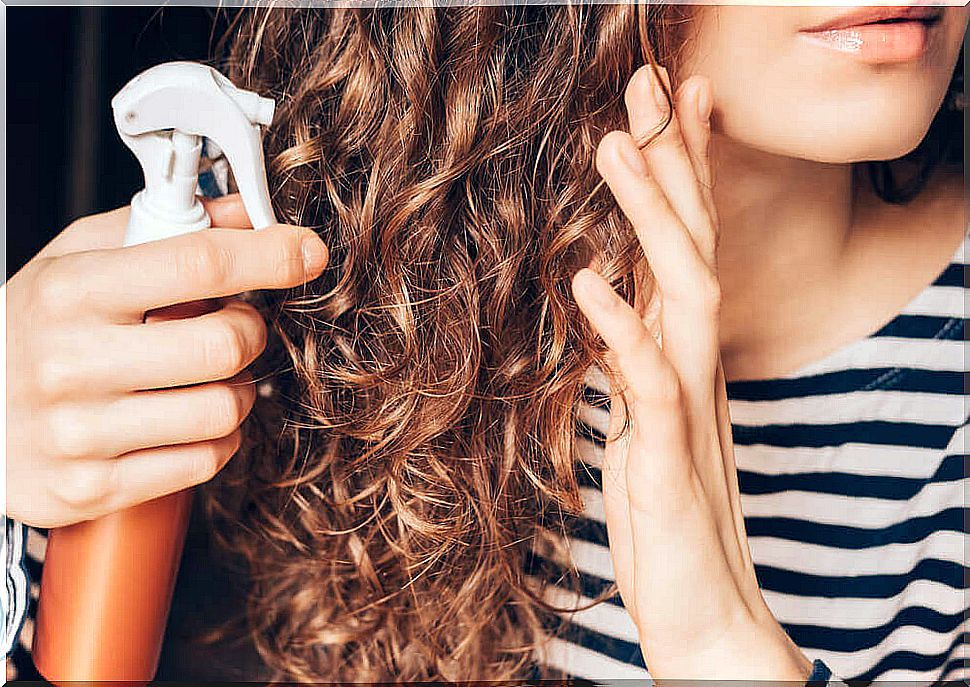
top-left (535, 230), bottom-right (968, 683)
top-left (3, 231), bottom-right (967, 683)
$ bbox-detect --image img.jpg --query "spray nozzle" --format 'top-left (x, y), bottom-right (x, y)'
top-left (112, 61), bottom-right (277, 246)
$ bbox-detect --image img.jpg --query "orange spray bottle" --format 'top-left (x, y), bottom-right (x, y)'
top-left (32, 61), bottom-right (277, 684)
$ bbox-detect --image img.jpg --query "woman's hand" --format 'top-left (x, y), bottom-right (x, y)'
top-left (6, 194), bottom-right (328, 528)
top-left (571, 65), bottom-right (813, 681)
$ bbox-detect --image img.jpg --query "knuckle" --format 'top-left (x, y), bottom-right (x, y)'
top-left (629, 326), bottom-right (655, 355)
top-left (235, 302), bottom-right (268, 357)
top-left (696, 271), bottom-right (722, 313)
top-left (624, 66), bottom-right (651, 109)
top-left (596, 131), bottom-right (628, 174)
top-left (666, 134), bottom-right (688, 157)
top-left (251, 315), bottom-right (269, 356)
top-left (186, 449), bottom-right (219, 486)
top-left (201, 319), bottom-right (247, 377)
top-left (203, 384), bottom-right (247, 438)
top-left (54, 461), bottom-right (112, 509)
top-left (65, 216), bottom-right (91, 233)
top-left (229, 428), bottom-right (243, 455)
top-left (664, 123), bottom-right (687, 149)
top-left (35, 357), bottom-right (76, 399)
top-left (274, 231), bottom-right (307, 285)
top-left (46, 406), bottom-right (93, 460)
top-left (175, 238), bottom-right (232, 293)
top-left (35, 258), bottom-right (81, 314)
top-left (239, 378), bottom-right (258, 414)
top-left (188, 436), bottom-right (235, 485)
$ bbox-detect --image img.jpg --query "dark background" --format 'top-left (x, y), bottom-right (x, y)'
top-left (6, 7), bottom-right (229, 280)
top-left (6, 7), bottom-right (227, 681)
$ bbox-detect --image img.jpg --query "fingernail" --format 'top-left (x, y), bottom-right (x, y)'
top-left (576, 269), bottom-right (615, 310)
top-left (650, 66), bottom-right (669, 112)
top-left (696, 82), bottom-right (712, 124)
top-left (301, 234), bottom-right (327, 272)
top-left (619, 137), bottom-right (649, 176)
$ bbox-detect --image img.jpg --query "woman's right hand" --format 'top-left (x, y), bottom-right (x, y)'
top-left (5, 194), bottom-right (328, 528)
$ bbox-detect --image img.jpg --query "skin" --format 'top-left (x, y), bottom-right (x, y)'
top-left (5, 4), bottom-right (966, 681)
top-left (691, 5), bottom-right (969, 381)
top-left (6, 196), bottom-right (328, 527)
top-left (571, 5), bottom-right (968, 681)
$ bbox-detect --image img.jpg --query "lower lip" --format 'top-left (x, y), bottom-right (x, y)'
top-left (800, 21), bottom-right (931, 64)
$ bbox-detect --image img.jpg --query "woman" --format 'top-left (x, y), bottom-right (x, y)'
top-left (5, 4), bottom-right (967, 684)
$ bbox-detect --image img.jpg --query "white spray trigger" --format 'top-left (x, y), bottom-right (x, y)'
top-left (112, 61), bottom-right (277, 247)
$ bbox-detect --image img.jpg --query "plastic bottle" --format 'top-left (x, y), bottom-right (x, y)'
top-left (32, 61), bottom-right (277, 684)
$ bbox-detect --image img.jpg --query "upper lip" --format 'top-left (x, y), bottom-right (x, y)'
top-left (801, 5), bottom-right (943, 32)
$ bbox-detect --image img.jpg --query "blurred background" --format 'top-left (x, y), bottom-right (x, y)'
top-left (6, 7), bottom-right (230, 280)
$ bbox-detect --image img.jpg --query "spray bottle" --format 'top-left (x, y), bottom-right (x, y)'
top-left (32, 61), bottom-right (277, 684)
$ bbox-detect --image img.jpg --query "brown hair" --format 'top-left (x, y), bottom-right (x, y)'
top-left (199, 4), bottom-right (962, 682)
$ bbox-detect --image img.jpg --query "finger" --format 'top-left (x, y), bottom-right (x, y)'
top-left (625, 65), bottom-right (716, 269)
top-left (80, 429), bottom-right (243, 518)
top-left (34, 207), bottom-right (132, 260)
top-left (674, 75), bottom-right (719, 261)
top-left (596, 130), bottom-right (714, 311)
top-left (38, 195), bottom-right (252, 264)
top-left (35, 299), bottom-right (267, 397)
top-left (573, 268), bottom-right (694, 613)
top-left (48, 372), bottom-right (256, 461)
top-left (601, 375), bottom-right (639, 618)
top-left (572, 269), bottom-right (690, 473)
top-left (595, 129), bottom-right (720, 385)
top-left (572, 268), bottom-right (682, 411)
top-left (200, 193), bottom-right (254, 229)
top-left (596, 133), bottom-right (722, 493)
top-left (47, 223), bottom-right (328, 322)
top-left (130, 298), bottom-right (268, 390)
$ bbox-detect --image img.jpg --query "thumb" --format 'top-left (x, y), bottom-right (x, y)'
top-left (602, 350), bottom-right (633, 447)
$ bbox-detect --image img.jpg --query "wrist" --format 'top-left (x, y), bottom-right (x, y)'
top-left (639, 609), bottom-right (813, 682)
top-left (748, 616), bottom-right (814, 682)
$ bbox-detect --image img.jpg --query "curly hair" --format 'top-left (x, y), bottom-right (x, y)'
top-left (196, 4), bottom-right (963, 682)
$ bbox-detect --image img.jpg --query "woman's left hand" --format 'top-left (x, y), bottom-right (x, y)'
top-left (571, 64), bottom-right (814, 682)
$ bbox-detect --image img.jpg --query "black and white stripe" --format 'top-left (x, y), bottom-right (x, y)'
top-left (2, 236), bottom-right (966, 682)
top-left (2, 517), bottom-right (29, 657)
top-left (535, 232), bottom-right (968, 683)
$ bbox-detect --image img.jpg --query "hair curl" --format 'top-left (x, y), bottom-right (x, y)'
top-left (197, 4), bottom-right (963, 682)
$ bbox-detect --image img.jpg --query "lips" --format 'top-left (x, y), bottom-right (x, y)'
top-left (802, 6), bottom-right (942, 33)
top-left (799, 5), bottom-right (943, 64)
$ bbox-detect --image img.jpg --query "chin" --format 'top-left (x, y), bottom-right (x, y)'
top-left (833, 97), bottom-right (940, 163)
top-left (722, 103), bottom-right (939, 165)
top-left (808, 122), bottom-right (934, 164)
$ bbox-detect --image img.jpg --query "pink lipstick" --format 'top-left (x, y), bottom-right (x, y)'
top-left (799, 6), bottom-right (942, 64)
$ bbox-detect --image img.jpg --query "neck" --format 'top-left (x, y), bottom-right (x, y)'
top-left (711, 135), bottom-right (858, 360)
